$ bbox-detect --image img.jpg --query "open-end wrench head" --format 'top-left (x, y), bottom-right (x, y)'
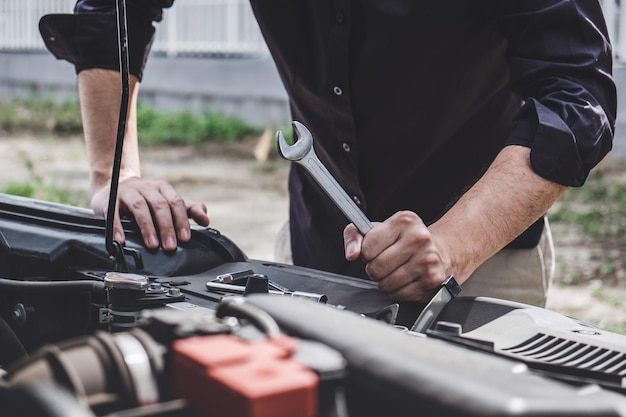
top-left (276, 120), bottom-right (313, 161)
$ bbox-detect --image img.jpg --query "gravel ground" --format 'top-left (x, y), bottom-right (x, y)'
top-left (2, 133), bottom-right (625, 332)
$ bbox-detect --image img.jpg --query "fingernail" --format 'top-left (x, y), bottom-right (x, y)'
top-left (165, 236), bottom-right (177, 250)
top-left (147, 235), bottom-right (159, 248)
top-left (114, 232), bottom-right (125, 243)
top-left (180, 228), bottom-right (190, 241)
top-left (346, 241), bottom-right (358, 258)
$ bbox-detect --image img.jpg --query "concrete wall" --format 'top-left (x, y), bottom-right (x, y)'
top-left (139, 54), bottom-right (290, 127)
top-left (1, 51), bottom-right (625, 159)
top-left (611, 64), bottom-right (626, 159)
top-left (0, 52), bottom-right (290, 127)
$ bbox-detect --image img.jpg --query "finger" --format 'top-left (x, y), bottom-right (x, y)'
top-left (385, 279), bottom-right (439, 303)
top-left (361, 211), bottom-right (422, 262)
top-left (187, 201), bottom-right (210, 227)
top-left (92, 187), bottom-right (127, 245)
top-left (119, 193), bottom-right (160, 249)
top-left (139, 191), bottom-right (178, 251)
top-left (156, 183), bottom-right (195, 244)
top-left (374, 255), bottom-right (444, 294)
top-left (364, 225), bottom-right (431, 281)
top-left (343, 223), bottom-right (364, 261)
top-left (112, 210), bottom-right (126, 244)
top-left (363, 212), bottom-right (432, 280)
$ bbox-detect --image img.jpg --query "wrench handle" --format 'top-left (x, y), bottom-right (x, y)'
top-left (302, 156), bottom-right (373, 235)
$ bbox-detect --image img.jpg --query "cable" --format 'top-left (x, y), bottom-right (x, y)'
top-left (216, 297), bottom-right (281, 338)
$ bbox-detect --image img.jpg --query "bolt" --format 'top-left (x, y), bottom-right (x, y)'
top-left (12, 303), bottom-right (27, 326)
top-left (167, 288), bottom-right (182, 297)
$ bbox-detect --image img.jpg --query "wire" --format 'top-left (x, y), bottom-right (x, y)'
top-left (216, 297), bottom-right (281, 338)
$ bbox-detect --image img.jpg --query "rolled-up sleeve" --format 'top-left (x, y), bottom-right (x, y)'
top-left (488, 0), bottom-right (617, 187)
top-left (39, 0), bottom-right (174, 81)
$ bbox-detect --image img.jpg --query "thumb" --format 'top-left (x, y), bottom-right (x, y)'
top-left (94, 191), bottom-right (126, 245)
top-left (112, 210), bottom-right (126, 245)
top-left (343, 223), bottom-right (363, 261)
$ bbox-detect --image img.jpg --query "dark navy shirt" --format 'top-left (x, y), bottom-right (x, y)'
top-left (248, 1), bottom-right (616, 278)
top-left (51, 1), bottom-right (617, 280)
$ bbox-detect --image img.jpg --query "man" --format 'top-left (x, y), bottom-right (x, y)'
top-left (40, 0), bottom-right (617, 307)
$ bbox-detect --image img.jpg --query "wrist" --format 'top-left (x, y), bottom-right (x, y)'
top-left (91, 170), bottom-right (140, 193)
top-left (428, 221), bottom-right (478, 285)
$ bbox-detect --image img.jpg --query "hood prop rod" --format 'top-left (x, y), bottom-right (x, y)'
top-left (105, 0), bottom-right (143, 272)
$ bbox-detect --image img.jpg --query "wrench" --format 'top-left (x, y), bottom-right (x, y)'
top-left (277, 121), bottom-right (373, 235)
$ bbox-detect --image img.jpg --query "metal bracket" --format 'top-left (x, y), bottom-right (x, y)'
top-left (410, 276), bottom-right (461, 333)
top-left (99, 308), bottom-right (113, 324)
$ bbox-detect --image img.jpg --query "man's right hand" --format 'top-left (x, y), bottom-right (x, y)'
top-left (91, 177), bottom-right (209, 251)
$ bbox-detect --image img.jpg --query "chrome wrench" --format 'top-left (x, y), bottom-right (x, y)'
top-left (277, 121), bottom-right (373, 235)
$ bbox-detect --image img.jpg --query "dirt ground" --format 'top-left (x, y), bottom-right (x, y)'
top-left (2, 133), bottom-right (626, 332)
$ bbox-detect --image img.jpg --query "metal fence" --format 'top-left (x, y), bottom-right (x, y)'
top-left (0, 0), bottom-right (625, 60)
top-left (602, 0), bottom-right (626, 60)
top-left (0, 0), bottom-right (268, 56)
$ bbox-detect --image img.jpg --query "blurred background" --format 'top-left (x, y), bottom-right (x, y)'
top-left (0, 0), bottom-right (289, 127)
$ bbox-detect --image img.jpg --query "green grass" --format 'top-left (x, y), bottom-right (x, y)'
top-left (1, 181), bottom-right (83, 206)
top-left (549, 160), bottom-right (626, 284)
top-left (0, 97), bottom-right (82, 134)
top-left (0, 96), bottom-right (279, 207)
top-left (0, 97), bottom-right (265, 145)
top-left (0, 159), bottom-right (88, 207)
top-left (275, 121), bottom-right (295, 145)
top-left (549, 163), bottom-right (626, 242)
top-left (136, 103), bottom-right (263, 145)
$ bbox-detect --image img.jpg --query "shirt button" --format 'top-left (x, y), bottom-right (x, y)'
top-left (352, 196), bottom-right (361, 205)
top-left (342, 142), bottom-right (351, 152)
top-left (335, 12), bottom-right (345, 23)
top-left (333, 86), bottom-right (343, 96)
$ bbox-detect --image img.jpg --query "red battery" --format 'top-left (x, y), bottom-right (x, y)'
top-left (172, 334), bottom-right (318, 417)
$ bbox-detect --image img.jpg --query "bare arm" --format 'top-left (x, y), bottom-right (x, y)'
top-left (344, 145), bottom-right (566, 302)
top-left (428, 145), bottom-right (566, 281)
top-left (78, 68), bottom-right (141, 192)
top-left (78, 68), bottom-right (209, 250)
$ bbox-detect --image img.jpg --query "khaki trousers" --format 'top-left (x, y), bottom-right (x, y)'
top-left (461, 218), bottom-right (554, 307)
top-left (274, 217), bottom-right (554, 308)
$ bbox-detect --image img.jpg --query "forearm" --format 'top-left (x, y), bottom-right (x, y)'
top-left (429, 145), bottom-right (566, 283)
top-left (78, 68), bottom-right (142, 195)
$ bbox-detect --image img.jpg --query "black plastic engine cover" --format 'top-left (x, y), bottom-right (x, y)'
top-left (246, 295), bottom-right (626, 417)
top-left (0, 193), bottom-right (246, 279)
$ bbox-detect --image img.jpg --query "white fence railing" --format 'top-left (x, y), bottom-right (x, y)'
top-left (0, 1), bottom-right (625, 60)
top-left (152, 0), bottom-right (267, 56)
top-left (0, 0), bottom-right (268, 56)
top-left (601, 0), bottom-right (626, 60)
